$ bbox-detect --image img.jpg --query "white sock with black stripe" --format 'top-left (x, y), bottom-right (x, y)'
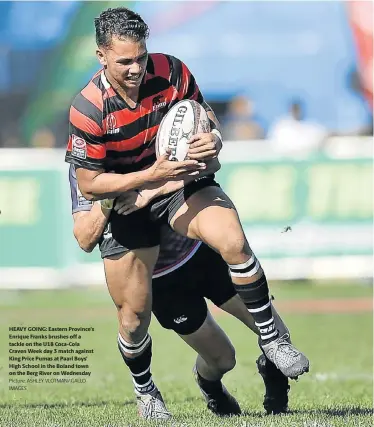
top-left (229, 257), bottom-right (278, 345)
top-left (117, 333), bottom-right (156, 395)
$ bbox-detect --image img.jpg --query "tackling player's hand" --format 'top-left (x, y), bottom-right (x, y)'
top-left (98, 198), bottom-right (114, 210)
top-left (204, 157), bottom-right (221, 175)
top-left (149, 152), bottom-right (206, 181)
top-left (114, 191), bottom-right (150, 216)
top-left (187, 132), bottom-right (222, 161)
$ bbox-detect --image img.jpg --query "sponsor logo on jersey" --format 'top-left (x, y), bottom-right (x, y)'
top-left (152, 95), bottom-right (166, 111)
top-left (174, 315), bottom-right (188, 324)
top-left (106, 114), bottom-right (120, 134)
top-left (72, 135), bottom-right (87, 159)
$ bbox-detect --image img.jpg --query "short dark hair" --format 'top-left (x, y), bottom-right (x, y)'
top-left (95, 7), bottom-right (149, 48)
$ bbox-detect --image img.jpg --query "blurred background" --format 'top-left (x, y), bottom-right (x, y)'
top-left (0, 0), bottom-right (372, 287)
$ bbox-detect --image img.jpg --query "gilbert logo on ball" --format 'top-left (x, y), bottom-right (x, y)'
top-left (156, 100), bottom-right (210, 161)
top-left (168, 105), bottom-right (189, 161)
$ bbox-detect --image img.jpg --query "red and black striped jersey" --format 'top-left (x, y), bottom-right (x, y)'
top-left (65, 53), bottom-right (210, 174)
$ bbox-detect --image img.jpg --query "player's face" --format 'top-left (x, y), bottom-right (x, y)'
top-left (97, 37), bottom-right (148, 90)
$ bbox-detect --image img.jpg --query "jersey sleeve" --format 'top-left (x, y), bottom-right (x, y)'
top-left (69, 164), bottom-right (93, 214)
top-left (170, 56), bottom-right (212, 112)
top-left (65, 89), bottom-right (106, 171)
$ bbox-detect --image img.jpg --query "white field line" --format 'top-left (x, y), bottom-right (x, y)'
top-left (312, 372), bottom-right (373, 382)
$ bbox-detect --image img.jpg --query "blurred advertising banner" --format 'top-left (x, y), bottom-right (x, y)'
top-left (217, 155), bottom-right (372, 257)
top-left (346, 1), bottom-right (373, 110)
top-left (0, 141), bottom-right (372, 288)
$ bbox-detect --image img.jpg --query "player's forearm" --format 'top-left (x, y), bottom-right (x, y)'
top-left (207, 110), bottom-right (223, 153)
top-left (82, 170), bottom-right (154, 201)
top-left (73, 204), bottom-right (110, 252)
top-left (207, 110), bottom-right (222, 133)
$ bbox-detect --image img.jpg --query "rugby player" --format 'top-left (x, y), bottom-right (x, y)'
top-left (65, 6), bottom-right (309, 418)
top-left (69, 164), bottom-right (293, 418)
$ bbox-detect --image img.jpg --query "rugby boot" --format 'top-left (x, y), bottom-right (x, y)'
top-left (193, 365), bottom-right (241, 417)
top-left (256, 353), bottom-right (290, 414)
top-left (136, 388), bottom-right (172, 419)
top-left (261, 333), bottom-right (309, 379)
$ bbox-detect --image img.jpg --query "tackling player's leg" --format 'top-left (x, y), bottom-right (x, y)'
top-left (152, 270), bottom-right (241, 417)
top-left (219, 295), bottom-right (291, 414)
top-left (170, 183), bottom-right (309, 379)
top-left (185, 314), bottom-right (241, 417)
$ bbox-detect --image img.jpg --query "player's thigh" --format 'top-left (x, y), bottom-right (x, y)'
top-left (170, 185), bottom-right (250, 257)
top-left (104, 246), bottom-right (159, 314)
top-left (99, 206), bottom-right (160, 314)
top-left (179, 311), bottom-right (235, 369)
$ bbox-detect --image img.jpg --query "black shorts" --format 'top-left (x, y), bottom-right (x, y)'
top-left (99, 176), bottom-right (219, 258)
top-left (99, 205), bottom-right (160, 257)
top-left (152, 243), bottom-right (236, 335)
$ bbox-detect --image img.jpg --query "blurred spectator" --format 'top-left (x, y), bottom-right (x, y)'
top-left (30, 128), bottom-right (56, 148)
top-left (268, 99), bottom-right (328, 157)
top-left (333, 69), bottom-right (373, 137)
top-left (0, 121), bottom-right (21, 148)
top-left (222, 95), bottom-right (264, 141)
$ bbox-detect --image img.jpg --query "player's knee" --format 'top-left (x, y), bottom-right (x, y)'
top-left (119, 315), bottom-right (141, 336)
top-left (218, 235), bottom-right (249, 264)
top-left (119, 306), bottom-right (150, 336)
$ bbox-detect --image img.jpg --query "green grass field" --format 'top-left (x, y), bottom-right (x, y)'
top-left (0, 282), bottom-right (372, 427)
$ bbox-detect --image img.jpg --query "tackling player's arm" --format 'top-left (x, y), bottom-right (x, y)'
top-left (114, 158), bottom-right (221, 215)
top-left (75, 154), bottom-right (205, 202)
top-left (73, 161), bottom-right (214, 245)
top-left (73, 203), bottom-right (111, 253)
top-left (66, 98), bottom-right (205, 201)
top-left (73, 165), bottom-right (203, 243)
top-left (69, 164), bottom-right (112, 252)
top-left (145, 155), bottom-right (221, 196)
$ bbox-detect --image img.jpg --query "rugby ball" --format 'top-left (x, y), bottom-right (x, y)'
top-left (155, 99), bottom-right (210, 161)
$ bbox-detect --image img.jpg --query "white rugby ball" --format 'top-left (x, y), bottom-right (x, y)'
top-left (155, 99), bottom-right (210, 161)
